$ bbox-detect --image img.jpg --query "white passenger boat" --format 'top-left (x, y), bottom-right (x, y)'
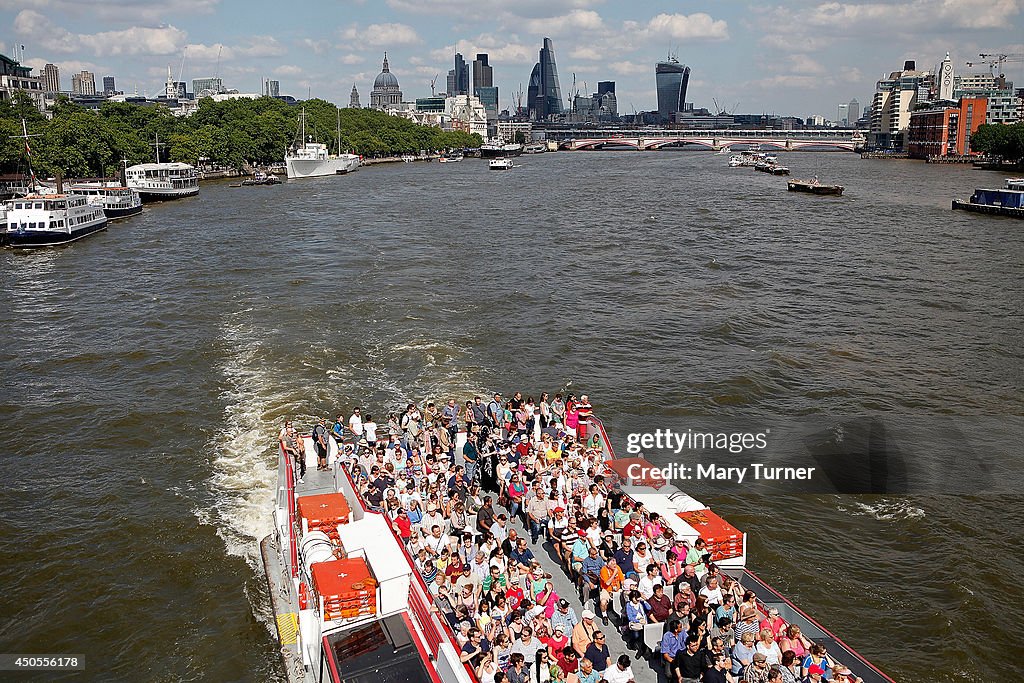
top-left (64, 182), bottom-right (143, 219)
top-left (438, 153), bottom-right (464, 163)
top-left (285, 109), bottom-right (360, 179)
top-left (125, 162), bottom-right (199, 200)
top-left (489, 158), bottom-right (514, 171)
top-left (3, 193), bottom-right (108, 247)
top-left (262, 404), bottom-right (896, 683)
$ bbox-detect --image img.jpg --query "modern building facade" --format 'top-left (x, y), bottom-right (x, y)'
top-left (848, 98), bottom-right (861, 126)
top-left (527, 38), bottom-right (563, 121)
top-left (447, 53), bottom-right (469, 96)
top-left (102, 75), bottom-right (116, 95)
top-left (192, 77), bottom-right (225, 97)
top-left (370, 53), bottom-right (403, 109)
top-left (349, 84), bottom-right (361, 108)
top-left (907, 97), bottom-right (987, 158)
top-left (954, 73), bottom-right (1022, 125)
top-left (472, 54), bottom-right (491, 93)
top-left (656, 56), bottom-right (690, 122)
top-left (837, 103), bottom-right (849, 125)
top-left (42, 63), bottom-right (59, 94)
top-left (263, 79), bottom-right (280, 97)
top-left (870, 60), bottom-right (935, 149)
top-left (71, 70), bottom-right (96, 95)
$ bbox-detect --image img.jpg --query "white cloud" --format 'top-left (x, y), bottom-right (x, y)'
top-left (339, 54), bottom-right (365, 65)
top-left (789, 54), bottom-right (826, 75)
top-left (340, 23), bottom-right (421, 46)
top-left (273, 64), bottom-right (303, 76)
top-left (570, 47), bottom-right (604, 60)
top-left (385, 0), bottom-right (603, 19)
top-left (802, 0), bottom-right (1020, 31)
top-left (299, 38), bottom-right (330, 55)
top-left (0, 0), bottom-right (219, 23)
top-left (524, 10), bottom-right (604, 34)
top-left (608, 60), bottom-right (647, 76)
top-left (14, 10), bottom-right (187, 56)
top-left (430, 35), bottom-right (536, 65)
top-left (630, 12), bottom-right (730, 41)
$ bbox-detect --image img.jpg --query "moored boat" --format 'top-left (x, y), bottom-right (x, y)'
top-left (480, 140), bottom-right (523, 158)
top-left (788, 177), bottom-right (844, 195)
top-left (951, 178), bottom-right (1024, 218)
top-left (241, 171), bottom-right (282, 186)
top-left (125, 162), bottom-right (199, 200)
top-left (64, 182), bottom-right (143, 219)
top-left (3, 192), bottom-right (108, 247)
top-left (438, 152), bottom-right (464, 163)
top-left (285, 109), bottom-right (360, 179)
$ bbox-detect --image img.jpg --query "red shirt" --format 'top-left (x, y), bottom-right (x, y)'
top-left (507, 586), bottom-right (524, 611)
top-left (622, 521), bottom-right (643, 538)
top-left (394, 515), bottom-right (412, 539)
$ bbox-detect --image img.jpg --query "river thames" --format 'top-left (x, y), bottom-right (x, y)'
top-left (1, 150), bottom-right (1021, 681)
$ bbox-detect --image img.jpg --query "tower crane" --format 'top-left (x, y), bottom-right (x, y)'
top-left (965, 52), bottom-right (1024, 78)
top-left (430, 74), bottom-right (438, 96)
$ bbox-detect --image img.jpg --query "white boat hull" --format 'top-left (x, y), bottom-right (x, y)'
top-left (285, 155), bottom-right (360, 179)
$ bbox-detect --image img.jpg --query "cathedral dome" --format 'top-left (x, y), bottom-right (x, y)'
top-left (373, 53), bottom-right (399, 90)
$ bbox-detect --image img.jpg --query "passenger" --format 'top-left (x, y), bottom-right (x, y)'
top-left (647, 583), bottom-right (672, 623)
top-left (348, 407), bottom-right (363, 441)
top-left (801, 645), bottom-right (834, 680)
top-left (582, 630), bottom-right (612, 675)
top-left (760, 607), bottom-right (786, 640)
top-left (732, 631), bottom-right (757, 678)
top-left (779, 625), bottom-right (812, 659)
top-left (331, 414), bottom-right (346, 448)
top-left (312, 417), bottom-right (330, 471)
top-left (671, 635), bottom-right (704, 683)
top-left (744, 652), bottom-right (771, 682)
top-left (575, 657), bottom-right (599, 683)
top-left (756, 628), bottom-right (783, 666)
top-left (778, 651), bottom-right (801, 683)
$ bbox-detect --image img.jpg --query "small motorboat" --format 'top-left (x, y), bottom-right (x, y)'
top-left (489, 158), bottom-right (514, 171)
top-left (788, 177), bottom-right (843, 195)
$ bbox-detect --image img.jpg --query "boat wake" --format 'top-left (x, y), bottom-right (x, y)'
top-left (843, 499), bottom-right (926, 522)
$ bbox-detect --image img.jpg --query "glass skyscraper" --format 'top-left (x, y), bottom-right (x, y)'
top-left (527, 37), bottom-right (563, 120)
top-left (656, 56), bottom-right (690, 121)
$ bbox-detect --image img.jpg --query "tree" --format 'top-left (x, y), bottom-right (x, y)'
top-left (971, 122), bottom-right (1024, 162)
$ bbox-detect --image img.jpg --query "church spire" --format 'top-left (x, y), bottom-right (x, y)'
top-left (382, 52), bottom-right (390, 72)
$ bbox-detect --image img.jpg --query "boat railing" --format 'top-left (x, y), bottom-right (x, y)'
top-left (335, 462), bottom-right (477, 683)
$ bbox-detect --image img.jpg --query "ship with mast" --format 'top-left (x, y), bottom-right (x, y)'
top-left (285, 109), bottom-right (361, 179)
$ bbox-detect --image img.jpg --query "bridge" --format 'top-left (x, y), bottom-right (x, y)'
top-left (541, 128), bottom-right (867, 152)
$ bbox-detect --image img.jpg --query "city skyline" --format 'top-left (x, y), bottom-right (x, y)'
top-left (2, 0), bottom-right (1023, 117)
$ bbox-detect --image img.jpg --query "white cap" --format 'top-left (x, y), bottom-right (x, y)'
top-left (582, 609), bottom-right (596, 619)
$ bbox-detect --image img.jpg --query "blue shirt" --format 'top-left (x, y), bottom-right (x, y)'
top-left (581, 556), bottom-right (604, 581)
top-left (660, 630), bottom-right (684, 659)
top-left (509, 546), bottom-right (535, 567)
top-left (572, 539), bottom-right (590, 562)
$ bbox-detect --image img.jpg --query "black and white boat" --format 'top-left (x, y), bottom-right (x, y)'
top-left (62, 182), bottom-right (143, 219)
top-left (3, 193), bottom-right (108, 247)
top-left (480, 140), bottom-right (523, 158)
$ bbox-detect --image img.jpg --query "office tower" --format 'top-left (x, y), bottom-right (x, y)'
top-left (103, 75), bottom-right (115, 94)
top-left (71, 70), bottom-right (96, 95)
top-left (447, 52), bottom-right (469, 96)
top-left (838, 103), bottom-right (849, 125)
top-left (192, 77), bottom-right (224, 97)
top-left (848, 98), bottom-right (861, 124)
top-left (597, 81), bottom-right (615, 96)
top-left (473, 53), bottom-right (492, 92)
top-left (655, 55), bottom-right (689, 121)
top-left (265, 79), bottom-right (280, 97)
top-left (526, 37), bottom-right (563, 120)
top-left (42, 63), bottom-right (59, 94)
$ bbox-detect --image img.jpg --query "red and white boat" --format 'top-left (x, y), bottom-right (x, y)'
top-left (261, 410), bottom-right (895, 683)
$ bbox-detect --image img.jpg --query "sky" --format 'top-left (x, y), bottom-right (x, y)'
top-left (3, 0), bottom-right (1023, 118)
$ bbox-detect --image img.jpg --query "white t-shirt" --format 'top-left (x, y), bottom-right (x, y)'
top-left (699, 585), bottom-right (724, 606)
top-left (582, 492), bottom-right (604, 517)
top-left (349, 414), bottom-right (363, 436)
top-left (363, 420), bottom-right (378, 441)
top-left (603, 664), bottom-right (635, 683)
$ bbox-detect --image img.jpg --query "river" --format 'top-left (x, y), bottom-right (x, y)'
top-left (1, 149), bottom-right (1021, 682)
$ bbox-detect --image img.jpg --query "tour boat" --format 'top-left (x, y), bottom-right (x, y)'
top-left (480, 140), bottom-right (523, 158)
top-left (438, 153), bottom-right (464, 163)
top-left (488, 158), bottom-right (514, 171)
top-left (3, 193), bottom-right (108, 247)
top-left (64, 183), bottom-right (143, 219)
top-left (261, 409), bottom-right (895, 683)
top-left (125, 162), bottom-right (199, 200)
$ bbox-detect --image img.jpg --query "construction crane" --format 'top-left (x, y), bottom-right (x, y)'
top-left (965, 52), bottom-right (1024, 78)
top-left (429, 74), bottom-right (438, 97)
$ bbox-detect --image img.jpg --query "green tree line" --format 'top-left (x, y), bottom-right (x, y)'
top-left (971, 121), bottom-right (1024, 162)
top-left (0, 92), bottom-right (482, 177)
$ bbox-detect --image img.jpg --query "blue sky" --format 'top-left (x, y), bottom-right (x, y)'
top-left (3, 0), bottom-right (1023, 118)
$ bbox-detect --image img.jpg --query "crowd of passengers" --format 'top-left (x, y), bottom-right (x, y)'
top-left (281, 392), bottom-right (865, 683)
